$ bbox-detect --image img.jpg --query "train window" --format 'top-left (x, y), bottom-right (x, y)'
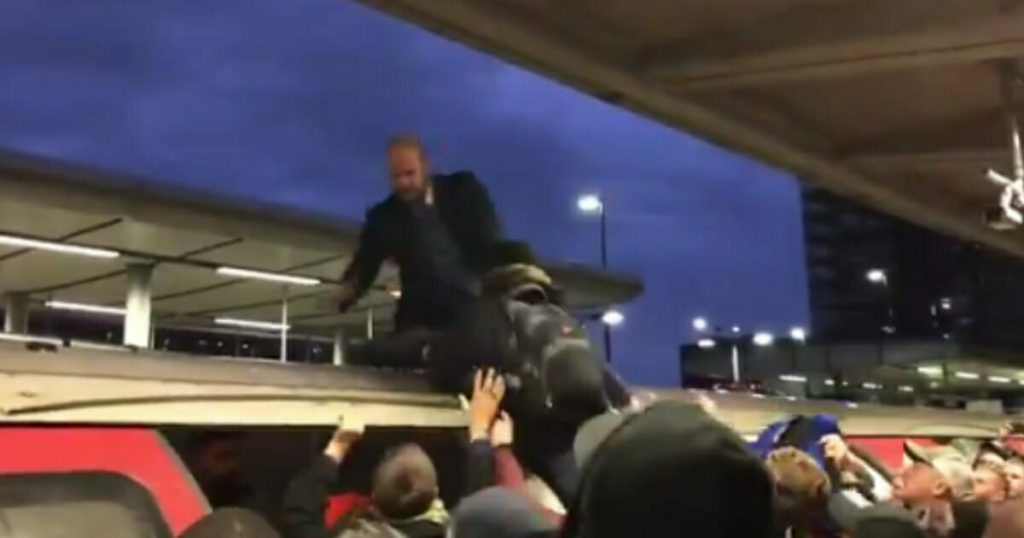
top-left (0, 472), bottom-right (172, 538)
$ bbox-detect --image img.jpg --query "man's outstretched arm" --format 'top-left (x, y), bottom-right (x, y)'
top-left (337, 208), bottom-right (387, 311)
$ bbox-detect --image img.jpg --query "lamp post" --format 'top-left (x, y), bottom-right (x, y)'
top-left (579, 194), bottom-right (614, 361)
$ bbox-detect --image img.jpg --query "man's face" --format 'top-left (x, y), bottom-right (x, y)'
top-left (194, 439), bottom-right (241, 483)
top-left (972, 467), bottom-right (1007, 502)
top-left (1005, 461), bottom-right (1024, 499)
top-left (893, 462), bottom-right (944, 506)
top-left (388, 145), bottom-right (428, 201)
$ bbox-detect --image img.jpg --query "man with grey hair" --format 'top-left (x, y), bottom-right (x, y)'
top-left (890, 443), bottom-right (989, 538)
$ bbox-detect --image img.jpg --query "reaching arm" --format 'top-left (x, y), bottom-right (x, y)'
top-left (338, 207), bottom-right (388, 310)
top-left (281, 429), bottom-right (361, 538)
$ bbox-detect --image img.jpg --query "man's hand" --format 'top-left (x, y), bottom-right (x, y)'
top-left (324, 425), bottom-right (363, 463)
top-left (468, 369), bottom-right (505, 442)
top-left (821, 434), bottom-right (851, 469)
top-left (490, 411), bottom-right (514, 448)
top-left (330, 283), bottom-right (359, 313)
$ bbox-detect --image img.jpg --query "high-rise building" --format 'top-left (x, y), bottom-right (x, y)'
top-left (802, 185), bottom-right (1024, 353)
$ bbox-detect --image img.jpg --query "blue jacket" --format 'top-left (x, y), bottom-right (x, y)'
top-left (751, 414), bottom-right (841, 469)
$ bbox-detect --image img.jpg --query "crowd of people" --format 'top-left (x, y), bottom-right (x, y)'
top-left (172, 136), bottom-right (1024, 537)
top-left (176, 371), bottom-right (1024, 538)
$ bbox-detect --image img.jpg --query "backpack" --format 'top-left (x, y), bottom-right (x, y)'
top-left (427, 280), bottom-right (611, 426)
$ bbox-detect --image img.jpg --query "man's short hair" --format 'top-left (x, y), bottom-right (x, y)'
top-left (371, 443), bottom-right (438, 520)
top-left (386, 134), bottom-right (426, 156)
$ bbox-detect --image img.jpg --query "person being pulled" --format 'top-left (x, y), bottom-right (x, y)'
top-left (334, 134), bottom-right (501, 365)
top-left (427, 240), bottom-right (632, 504)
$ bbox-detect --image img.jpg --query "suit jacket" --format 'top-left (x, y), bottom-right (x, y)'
top-left (341, 171), bottom-right (501, 327)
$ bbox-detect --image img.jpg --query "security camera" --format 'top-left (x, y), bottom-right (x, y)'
top-left (983, 206), bottom-right (1022, 231)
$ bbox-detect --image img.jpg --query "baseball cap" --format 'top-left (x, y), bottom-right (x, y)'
top-left (565, 401), bottom-right (774, 538)
top-left (904, 441), bottom-right (973, 500)
top-left (851, 505), bottom-right (926, 538)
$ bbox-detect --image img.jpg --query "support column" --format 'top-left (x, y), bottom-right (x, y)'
top-left (123, 264), bottom-right (153, 348)
top-left (3, 292), bottom-right (29, 334)
top-left (333, 327), bottom-right (346, 366)
top-left (280, 286), bottom-right (289, 363)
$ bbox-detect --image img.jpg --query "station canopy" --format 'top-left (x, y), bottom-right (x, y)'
top-left (357, 0), bottom-right (1024, 257)
top-left (0, 149), bottom-right (642, 336)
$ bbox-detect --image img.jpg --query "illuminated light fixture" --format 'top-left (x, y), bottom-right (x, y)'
top-left (576, 194), bottom-right (603, 213)
top-left (389, 289), bottom-right (402, 299)
top-left (731, 325), bottom-right (741, 334)
top-left (751, 393), bottom-right (766, 399)
top-left (954, 371), bottom-right (980, 380)
top-left (898, 385), bottom-right (914, 393)
top-left (940, 298), bottom-right (952, 310)
top-left (601, 310), bottom-right (624, 326)
top-left (866, 269), bottom-right (887, 284)
top-left (45, 300), bottom-right (126, 316)
top-left (989, 376), bottom-right (1012, 384)
top-left (846, 402), bottom-right (859, 409)
top-left (789, 327), bottom-right (807, 342)
top-left (214, 317), bottom-right (290, 331)
top-left (1018, 378), bottom-right (1024, 386)
top-left (692, 317), bottom-right (708, 331)
top-left (917, 366), bottom-right (943, 376)
top-left (753, 332), bottom-right (774, 347)
top-left (215, 266), bottom-right (320, 286)
top-left (824, 379), bottom-right (836, 386)
top-left (863, 382), bottom-right (882, 390)
top-left (697, 338), bottom-right (716, 349)
top-left (0, 234), bottom-right (120, 259)
top-left (786, 396), bottom-right (798, 401)
top-left (779, 374), bottom-right (807, 383)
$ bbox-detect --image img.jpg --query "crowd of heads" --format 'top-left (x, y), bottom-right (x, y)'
top-left (181, 393), bottom-right (1024, 538)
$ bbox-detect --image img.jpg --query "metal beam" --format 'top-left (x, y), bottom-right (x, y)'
top-left (646, 12), bottom-right (1024, 89)
top-left (356, 0), bottom-right (1024, 260)
top-left (847, 149), bottom-right (1007, 170)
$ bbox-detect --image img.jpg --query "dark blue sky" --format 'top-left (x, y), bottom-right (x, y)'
top-left (0, 0), bottom-right (809, 385)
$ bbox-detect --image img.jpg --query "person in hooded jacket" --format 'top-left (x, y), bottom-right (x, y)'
top-left (563, 400), bottom-right (775, 538)
top-left (427, 240), bottom-right (632, 505)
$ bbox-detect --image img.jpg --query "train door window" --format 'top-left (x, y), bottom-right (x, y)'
top-left (0, 471), bottom-right (172, 538)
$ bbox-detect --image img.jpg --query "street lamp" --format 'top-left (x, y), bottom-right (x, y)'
top-left (866, 268), bottom-right (888, 285)
top-left (576, 194), bottom-right (608, 268)
top-left (753, 331), bottom-right (775, 347)
top-left (579, 194), bottom-right (614, 362)
top-left (692, 317), bottom-right (708, 332)
top-left (697, 338), bottom-right (716, 349)
top-left (601, 309), bottom-right (624, 327)
top-left (789, 327), bottom-right (807, 343)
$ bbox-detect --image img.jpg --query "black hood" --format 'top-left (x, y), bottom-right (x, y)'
top-left (563, 401), bottom-right (775, 538)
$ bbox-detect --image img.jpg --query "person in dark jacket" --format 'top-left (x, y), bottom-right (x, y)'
top-left (334, 134), bottom-right (501, 333)
top-left (564, 401), bottom-right (775, 538)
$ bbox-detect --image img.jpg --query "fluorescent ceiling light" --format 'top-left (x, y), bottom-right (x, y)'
top-left (824, 379), bottom-right (836, 386)
top-left (989, 376), bottom-right (1012, 384)
top-left (45, 300), bottom-right (126, 316)
top-left (862, 382), bottom-right (881, 390)
top-left (779, 374), bottom-right (807, 383)
top-left (954, 371), bottom-right (980, 380)
top-left (0, 234), bottom-right (119, 259)
top-left (697, 338), bottom-right (716, 349)
top-left (216, 266), bottom-right (320, 286)
top-left (214, 317), bottom-right (290, 331)
top-left (917, 366), bottom-right (943, 376)
top-left (898, 385), bottom-right (914, 393)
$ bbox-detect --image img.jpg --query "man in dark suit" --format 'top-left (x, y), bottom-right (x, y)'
top-left (335, 134), bottom-right (502, 333)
